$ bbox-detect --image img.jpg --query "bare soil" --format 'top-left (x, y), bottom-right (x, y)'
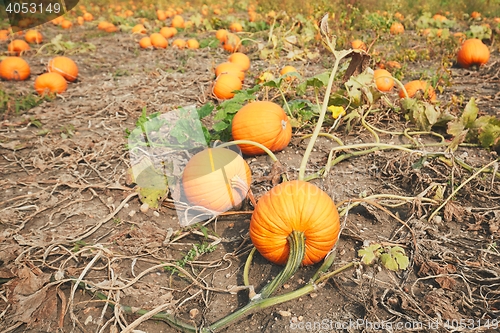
top-left (1, 24), bottom-right (499, 333)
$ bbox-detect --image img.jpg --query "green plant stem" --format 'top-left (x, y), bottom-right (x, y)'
top-left (216, 140), bottom-right (278, 162)
top-left (244, 247), bottom-right (256, 287)
top-left (361, 107), bottom-right (380, 143)
top-left (298, 53), bottom-right (345, 181)
top-left (258, 230), bottom-right (306, 299)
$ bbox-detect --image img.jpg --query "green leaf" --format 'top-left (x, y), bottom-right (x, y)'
top-left (478, 123), bottom-right (500, 149)
top-left (197, 103), bottom-right (214, 119)
top-left (424, 103), bottom-right (439, 125)
top-left (213, 121), bottom-right (229, 132)
top-left (462, 98), bottom-right (478, 127)
top-left (447, 119), bottom-right (465, 137)
top-left (297, 71), bottom-right (330, 95)
top-left (127, 157), bottom-right (169, 209)
top-left (358, 243), bottom-right (382, 265)
top-left (380, 246), bottom-right (409, 271)
top-left (380, 253), bottom-right (399, 271)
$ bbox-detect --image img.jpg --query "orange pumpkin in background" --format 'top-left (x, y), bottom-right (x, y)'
top-left (0, 57), bottom-right (30, 81)
top-left (228, 52), bottom-right (250, 72)
top-left (48, 56), bottom-right (78, 82)
top-left (8, 39), bottom-right (30, 55)
top-left (150, 33), bottom-right (168, 48)
top-left (456, 38), bottom-right (490, 69)
top-left (34, 72), bottom-right (68, 95)
top-left (231, 101), bottom-right (292, 155)
top-left (399, 80), bottom-right (437, 102)
top-left (24, 30), bottom-right (43, 44)
top-left (213, 73), bottom-right (242, 99)
top-left (373, 69), bottom-right (394, 92)
top-left (215, 62), bottom-right (245, 81)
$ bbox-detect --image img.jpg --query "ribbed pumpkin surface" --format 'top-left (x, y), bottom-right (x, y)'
top-left (457, 38), bottom-right (490, 68)
top-left (182, 148), bottom-right (251, 212)
top-left (231, 101), bottom-right (292, 155)
top-left (250, 180), bottom-right (340, 266)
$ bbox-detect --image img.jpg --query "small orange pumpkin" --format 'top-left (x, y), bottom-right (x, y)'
top-left (0, 57), bottom-right (30, 81)
top-left (34, 72), bottom-right (68, 95)
top-left (24, 30), bottom-right (43, 44)
top-left (8, 40), bottom-right (30, 56)
top-left (60, 20), bottom-right (73, 29)
top-left (213, 73), bottom-right (242, 99)
top-left (250, 180), bottom-right (340, 266)
top-left (456, 38), bottom-right (490, 69)
top-left (131, 24), bottom-right (147, 34)
top-left (48, 56), bottom-right (78, 82)
top-left (399, 80), bottom-right (437, 102)
top-left (160, 27), bottom-right (177, 38)
top-left (83, 12), bottom-right (94, 21)
top-left (390, 22), bottom-right (405, 35)
top-left (172, 39), bottom-right (186, 49)
top-left (157, 10), bottom-right (167, 21)
top-left (215, 62), bottom-right (245, 81)
top-left (182, 148), bottom-right (251, 213)
top-left (139, 36), bottom-right (152, 48)
top-left (229, 22), bottom-right (243, 32)
top-left (228, 52), bottom-right (250, 72)
top-left (351, 39), bottom-right (367, 51)
top-left (373, 69), bottom-right (394, 92)
top-left (150, 33), bottom-right (168, 48)
top-left (171, 15), bottom-right (185, 28)
top-left (231, 101), bottom-right (292, 155)
top-left (280, 65), bottom-right (298, 81)
top-left (215, 29), bottom-right (228, 42)
top-left (186, 39), bottom-right (199, 49)
top-left (222, 33), bottom-right (240, 53)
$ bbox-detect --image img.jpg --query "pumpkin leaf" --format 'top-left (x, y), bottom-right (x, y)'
top-left (462, 97), bottom-right (478, 127)
top-left (296, 71), bottom-right (329, 95)
top-left (197, 103), bottom-right (214, 119)
top-left (127, 157), bottom-right (169, 209)
top-left (358, 243), bottom-right (382, 265)
top-left (380, 246), bottom-right (409, 271)
top-left (213, 121), bottom-right (229, 132)
top-left (478, 122), bottom-right (500, 149)
top-left (344, 71), bottom-right (373, 106)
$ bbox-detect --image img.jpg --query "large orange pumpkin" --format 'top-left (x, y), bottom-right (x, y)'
top-left (231, 101), bottom-right (292, 155)
top-left (250, 180), bottom-right (340, 266)
top-left (48, 56), bottom-right (78, 82)
top-left (34, 72), bottom-right (67, 95)
top-left (24, 30), bottom-right (43, 44)
top-left (182, 148), bottom-right (251, 212)
top-left (0, 57), bottom-right (30, 81)
top-left (456, 38), bottom-right (490, 69)
top-left (228, 52), bottom-right (250, 72)
top-left (399, 80), bottom-right (437, 102)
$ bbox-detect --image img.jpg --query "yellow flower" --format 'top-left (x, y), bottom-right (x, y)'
top-left (328, 105), bottom-right (346, 119)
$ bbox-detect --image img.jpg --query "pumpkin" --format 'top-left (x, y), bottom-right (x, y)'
top-left (186, 39), bottom-right (199, 49)
top-left (24, 30), bottom-right (43, 44)
top-left (215, 62), bottom-right (245, 81)
top-left (390, 22), bottom-right (405, 35)
top-left (160, 27), bottom-right (177, 38)
top-left (60, 20), bottom-right (73, 29)
top-left (399, 80), bottom-right (437, 102)
top-left (222, 33), bottom-right (240, 53)
top-left (0, 57), bottom-right (30, 81)
top-left (83, 12), bottom-right (94, 21)
top-left (0, 30), bottom-right (9, 42)
top-left (280, 65), bottom-right (298, 81)
top-left (172, 39), bottom-right (186, 49)
top-left (182, 148), bottom-right (251, 212)
top-left (249, 180), bottom-right (340, 266)
top-left (77, 16), bottom-right (85, 25)
top-left (150, 33), bottom-right (168, 48)
top-left (171, 15), bottom-right (185, 28)
top-left (132, 24), bottom-right (147, 34)
top-left (157, 10), bottom-right (167, 21)
top-left (351, 39), bottom-right (367, 51)
top-left (34, 72), bottom-right (67, 95)
top-left (229, 22), bottom-right (243, 32)
top-left (139, 37), bottom-right (152, 48)
top-left (228, 52), bottom-right (250, 72)
top-left (215, 29), bottom-right (228, 42)
top-left (231, 101), bottom-right (292, 155)
top-left (48, 56), bottom-right (78, 82)
top-left (456, 38), bottom-right (490, 69)
top-left (213, 73), bottom-right (242, 99)
top-left (373, 69), bottom-right (394, 92)
top-left (8, 40), bottom-right (30, 56)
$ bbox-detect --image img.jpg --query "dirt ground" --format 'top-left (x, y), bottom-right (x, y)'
top-left (1, 23), bottom-right (500, 333)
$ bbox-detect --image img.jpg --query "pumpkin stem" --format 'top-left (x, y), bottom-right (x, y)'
top-left (216, 140), bottom-right (279, 162)
top-left (258, 230), bottom-right (306, 299)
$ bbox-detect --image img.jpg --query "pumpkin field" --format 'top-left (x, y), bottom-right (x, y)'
top-left (1, 0), bottom-right (500, 332)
